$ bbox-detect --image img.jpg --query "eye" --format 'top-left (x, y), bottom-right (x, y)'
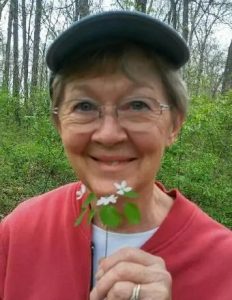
top-left (120, 100), bottom-right (151, 111)
top-left (73, 100), bottom-right (98, 112)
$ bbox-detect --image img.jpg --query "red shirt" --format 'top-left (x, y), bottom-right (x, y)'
top-left (0, 182), bottom-right (231, 299)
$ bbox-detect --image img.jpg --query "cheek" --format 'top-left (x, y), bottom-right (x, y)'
top-left (60, 126), bottom-right (90, 156)
top-left (133, 125), bottom-right (170, 154)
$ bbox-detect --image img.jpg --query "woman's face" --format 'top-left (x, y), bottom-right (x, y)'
top-left (57, 71), bottom-right (182, 197)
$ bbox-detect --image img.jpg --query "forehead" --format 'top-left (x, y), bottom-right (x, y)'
top-left (62, 72), bottom-right (168, 107)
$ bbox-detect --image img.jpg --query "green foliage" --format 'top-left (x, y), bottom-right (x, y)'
top-left (99, 205), bottom-right (122, 228)
top-left (0, 90), bottom-right (231, 228)
top-left (123, 202), bottom-right (141, 224)
top-left (75, 193), bottom-right (97, 226)
top-left (124, 190), bottom-right (139, 198)
top-left (0, 90), bottom-right (75, 216)
top-left (158, 93), bottom-right (232, 228)
top-left (75, 191), bottom-right (141, 228)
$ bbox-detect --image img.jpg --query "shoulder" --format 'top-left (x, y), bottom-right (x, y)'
top-left (171, 188), bottom-right (232, 251)
top-left (155, 183), bottom-right (232, 247)
top-left (175, 191), bottom-right (232, 292)
top-left (0, 182), bottom-right (82, 233)
top-left (154, 185), bottom-right (232, 273)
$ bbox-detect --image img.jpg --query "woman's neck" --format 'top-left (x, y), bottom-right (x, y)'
top-left (93, 183), bottom-right (174, 233)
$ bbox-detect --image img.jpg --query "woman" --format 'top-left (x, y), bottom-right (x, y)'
top-left (0, 11), bottom-right (231, 300)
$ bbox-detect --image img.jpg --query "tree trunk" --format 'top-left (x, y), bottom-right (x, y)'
top-left (31, 0), bottom-right (42, 91)
top-left (22, 0), bottom-right (29, 101)
top-left (2, 0), bottom-right (13, 90)
top-left (11, 0), bottom-right (20, 124)
top-left (12, 0), bottom-right (19, 98)
top-left (182, 0), bottom-right (189, 42)
top-left (79, 0), bottom-right (89, 18)
top-left (169, 0), bottom-right (178, 29)
top-left (135, 0), bottom-right (147, 13)
top-left (0, 0), bottom-right (8, 21)
top-left (222, 40), bottom-right (232, 93)
top-left (74, 0), bottom-right (89, 21)
top-left (188, 0), bottom-right (202, 50)
top-left (74, 0), bottom-right (78, 21)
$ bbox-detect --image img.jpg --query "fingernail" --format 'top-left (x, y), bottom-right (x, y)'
top-left (95, 268), bottom-right (104, 280)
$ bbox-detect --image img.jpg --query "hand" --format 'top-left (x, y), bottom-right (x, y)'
top-left (90, 247), bottom-right (172, 300)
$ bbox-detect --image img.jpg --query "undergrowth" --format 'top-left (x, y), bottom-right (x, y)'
top-left (0, 90), bottom-right (231, 227)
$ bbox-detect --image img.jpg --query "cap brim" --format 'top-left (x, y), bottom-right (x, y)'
top-left (46, 11), bottom-right (189, 72)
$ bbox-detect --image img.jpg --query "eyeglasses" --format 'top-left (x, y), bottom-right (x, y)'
top-left (53, 97), bottom-right (171, 132)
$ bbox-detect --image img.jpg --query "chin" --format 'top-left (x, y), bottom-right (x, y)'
top-left (89, 182), bottom-right (120, 197)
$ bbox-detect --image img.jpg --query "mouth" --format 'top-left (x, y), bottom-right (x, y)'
top-left (89, 156), bottom-right (136, 167)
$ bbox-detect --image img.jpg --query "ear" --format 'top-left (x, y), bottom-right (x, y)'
top-left (166, 113), bottom-right (185, 147)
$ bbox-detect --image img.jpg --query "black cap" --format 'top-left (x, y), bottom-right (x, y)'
top-left (46, 11), bottom-right (190, 73)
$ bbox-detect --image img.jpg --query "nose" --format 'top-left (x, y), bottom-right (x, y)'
top-left (91, 112), bottom-right (128, 146)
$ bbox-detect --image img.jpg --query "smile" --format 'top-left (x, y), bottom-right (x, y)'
top-left (89, 156), bottom-right (136, 169)
top-left (99, 161), bottom-right (124, 166)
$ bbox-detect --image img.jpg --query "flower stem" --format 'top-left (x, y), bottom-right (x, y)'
top-left (104, 226), bottom-right (109, 258)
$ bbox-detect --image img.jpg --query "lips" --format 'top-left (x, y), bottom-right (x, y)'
top-left (89, 155), bottom-right (136, 167)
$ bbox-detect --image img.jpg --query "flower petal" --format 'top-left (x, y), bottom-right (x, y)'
top-left (121, 180), bottom-right (127, 187)
top-left (109, 195), bottom-right (118, 203)
top-left (76, 191), bottom-right (83, 200)
top-left (96, 197), bottom-right (107, 206)
top-left (124, 186), bottom-right (132, 192)
top-left (116, 190), bottom-right (124, 195)
top-left (114, 182), bottom-right (121, 189)
top-left (80, 184), bottom-right (86, 194)
top-left (76, 184), bottom-right (87, 200)
top-left (96, 199), bottom-right (102, 206)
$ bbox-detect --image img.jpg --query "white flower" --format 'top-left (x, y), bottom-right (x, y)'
top-left (114, 180), bottom-right (132, 195)
top-left (96, 195), bottom-right (118, 206)
top-left (76, 184), bottom-right (87, 200)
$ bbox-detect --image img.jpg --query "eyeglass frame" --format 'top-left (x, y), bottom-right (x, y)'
top-left (52, 97), bottom-right (172, 131)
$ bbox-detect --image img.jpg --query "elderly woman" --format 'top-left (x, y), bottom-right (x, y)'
top-left (0, 11), bottom-right (232, 300)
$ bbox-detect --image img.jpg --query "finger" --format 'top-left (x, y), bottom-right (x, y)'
top-left (106, 281), bottom-right (135, 300)
top-left (92, 263), bottom-right (141, 300)
top-left (97, 247), bottom-right (166, 277)
top-left (93, 280), bottom-right (172, 300)
top-left (98, 257), bottom-right (104, 265)
top-left (137, 282), bottom-right (172, 300)
top-left (93, 261), bottom-right (170, 300)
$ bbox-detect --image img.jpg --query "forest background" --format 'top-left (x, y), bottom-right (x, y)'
top-left (0, 0), bottom-right (232, 228)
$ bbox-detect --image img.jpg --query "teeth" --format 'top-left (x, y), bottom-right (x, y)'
top-left (101, 161), bottom-right (120, 165)
top-left (109, 161), bottom-right (119, 165)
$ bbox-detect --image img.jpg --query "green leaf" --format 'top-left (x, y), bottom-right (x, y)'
top-left (123, 202), bottom-right (141, 224)
top-left (99, 205), bottom-right (122, 228)
top-left (124, 190), bottom-right (139, 198)
top-left (83, 192), bottom-right (96, 209)
top-left (74, 209), bottom-right (87, 226)
top-left (88, 209), bottom-right (95, 224)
